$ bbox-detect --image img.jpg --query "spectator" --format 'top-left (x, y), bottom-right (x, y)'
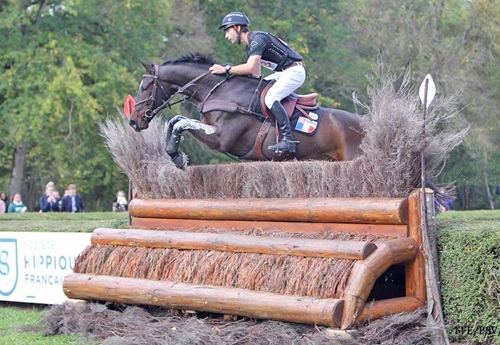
top-left (0, 197), bottom-right (5, 214)
top-left (0, 192), bottom-right (9, 210)
top-left (39, 184), bottom-right (60, 212)
top-left (8, 193), bottom-right (28, 213)
top-left (61, 184), bottom-right (85, 213)
top-left (436, 187), bottom-right (454, 212)
top-left (112, 190), bottom-right (128, 212)
top-left (53, 190), bottom-right (63, 210)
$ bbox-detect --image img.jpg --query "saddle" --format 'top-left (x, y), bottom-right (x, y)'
top-left (260, 82), bottom-right (319, 120)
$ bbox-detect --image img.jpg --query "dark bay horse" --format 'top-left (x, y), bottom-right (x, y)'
top-left (126, 53), bottom-right (364, 169)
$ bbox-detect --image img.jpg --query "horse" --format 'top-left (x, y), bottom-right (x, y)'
top-left (125, 53), bottom-right (364, 169)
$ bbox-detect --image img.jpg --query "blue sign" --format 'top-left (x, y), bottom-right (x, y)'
top-left (0, 232), bottom-right (91, 304)
top-left (0, 238), bottom-right (18, 296)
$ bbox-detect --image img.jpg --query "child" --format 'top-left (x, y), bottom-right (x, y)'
top-left (112, 190), bottom-right (128, 212)
top-left (8, 193), bottom-right (28, 213)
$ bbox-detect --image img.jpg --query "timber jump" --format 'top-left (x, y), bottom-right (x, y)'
top-left (63, 190), bottom-right (427, 329)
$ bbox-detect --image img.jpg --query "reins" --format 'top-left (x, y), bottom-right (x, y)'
top-left (137, 64), bottom-right (266, 122)
top-left (198, 74), bottom-right (236, 112)
top-left (136, 65), bottom-right (211, 121)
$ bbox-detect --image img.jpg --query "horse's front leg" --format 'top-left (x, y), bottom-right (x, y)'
top-left (165, 115), bottom-right (186, 142)
top-left (165, 116), bottom-right (217, 170)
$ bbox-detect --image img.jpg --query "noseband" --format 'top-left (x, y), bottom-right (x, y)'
top-left (134, 64), bottom-right (210, 122)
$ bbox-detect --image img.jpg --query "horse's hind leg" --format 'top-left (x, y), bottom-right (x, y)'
top-left (165, 116), bottom-right (217, 170)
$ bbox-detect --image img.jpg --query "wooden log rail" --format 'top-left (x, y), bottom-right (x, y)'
top-left (130, 218), bottom-right (409, 238)
top-left (341, 237), bottom-right (418, 329)
top-left (129, 197), bottom-right (409, 225)
top-left (64, 190), bottom-right (428, 330)
top-left (64, 274), bottom-right (345, 328)
top-left (92, 228), bottom-right (378, 260)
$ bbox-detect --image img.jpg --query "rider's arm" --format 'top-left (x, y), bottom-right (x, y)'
top-left (231, 55), bottom-right (262, 77)
top-left (210, 55), bottom-right (261, 77)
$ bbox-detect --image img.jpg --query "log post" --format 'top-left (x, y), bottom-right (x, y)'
top-left (405, 190), bottom-right (427, 302)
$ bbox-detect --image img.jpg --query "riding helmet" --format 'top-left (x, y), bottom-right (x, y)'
top-left (219, 12), bottom-right (250, 30)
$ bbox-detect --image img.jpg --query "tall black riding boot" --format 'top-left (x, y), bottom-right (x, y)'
top-left (267, 101), bottom-right (298, 153)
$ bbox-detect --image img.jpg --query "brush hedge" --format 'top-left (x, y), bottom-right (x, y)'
top-left (438, 211), bottom-right (500, 345)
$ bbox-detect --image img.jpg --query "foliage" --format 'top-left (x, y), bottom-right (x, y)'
top-left (0, 0), bottom-right (173, 210)
top-left (437, 211), bottom-right (500, 344)
top-left (439, 146), bottom-right (500, 209)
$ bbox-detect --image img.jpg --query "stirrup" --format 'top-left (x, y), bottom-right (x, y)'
top-left (268, 139), bottom-right (298, 154)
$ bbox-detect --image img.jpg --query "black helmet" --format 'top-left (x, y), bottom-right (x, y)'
top-left (219, 12), bottom-right (250, 30)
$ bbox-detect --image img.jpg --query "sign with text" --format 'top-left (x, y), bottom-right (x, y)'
top-left (0, 232), bottom-right (91, 304)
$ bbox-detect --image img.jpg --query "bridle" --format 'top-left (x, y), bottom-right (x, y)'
top-left (134, 64), bottom-right (210, 122)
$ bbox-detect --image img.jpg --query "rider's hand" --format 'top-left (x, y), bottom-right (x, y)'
top-left (209, 64), bottom-right (225, 74)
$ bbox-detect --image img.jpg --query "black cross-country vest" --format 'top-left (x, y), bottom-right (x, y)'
top-left (247, 31), bottom-right (303, 71)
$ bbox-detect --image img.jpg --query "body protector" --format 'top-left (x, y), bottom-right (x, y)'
top-left (247, 31), bottom-right (303, 72)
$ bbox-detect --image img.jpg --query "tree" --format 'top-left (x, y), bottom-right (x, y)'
top-left (0, 0), bottom-right (174, 209)
top-left (452, 0), bottom-right (500, 209)
top-left (342, 0), bottom-right (499, 209)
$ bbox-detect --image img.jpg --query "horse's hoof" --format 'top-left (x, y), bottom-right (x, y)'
top-left (172, 152), bottom-right (188, 170)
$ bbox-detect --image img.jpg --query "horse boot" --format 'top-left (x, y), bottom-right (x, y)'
top-left (267, 100), bottom-right (298, 154)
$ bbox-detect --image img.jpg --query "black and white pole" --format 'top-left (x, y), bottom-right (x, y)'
top-left (419, 75), bottom-right (450, 345)
top-left (419, 74), bottom-right (436, 214)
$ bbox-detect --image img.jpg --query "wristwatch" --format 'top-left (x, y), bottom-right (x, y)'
top-left (224, 64), bottom-right (232, 73)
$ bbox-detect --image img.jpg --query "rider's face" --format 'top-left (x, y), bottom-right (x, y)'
top-left (224, 26), bottom-right (239, 44)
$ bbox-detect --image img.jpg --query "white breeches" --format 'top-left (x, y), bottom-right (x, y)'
top-left (264, 65), bottom-right (306, 109)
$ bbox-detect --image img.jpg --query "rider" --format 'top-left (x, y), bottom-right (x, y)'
top-left (209, 12), bottom-right (305, 154)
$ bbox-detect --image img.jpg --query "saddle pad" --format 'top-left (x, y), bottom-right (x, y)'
top-left (290, 107), bottom-right (323, 136)
top-left (253, 93), bottom-right (323, 136)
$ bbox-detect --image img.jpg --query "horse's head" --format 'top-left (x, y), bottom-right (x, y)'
top-left (124, 54), bottom-right (218, 131)
top-left (125, 61), bottom-right (173, 132)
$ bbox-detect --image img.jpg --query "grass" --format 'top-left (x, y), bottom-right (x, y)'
top-left (0, 212), bottom-right (128, 232)
top-left (0, 302), bottom-right (96, 344)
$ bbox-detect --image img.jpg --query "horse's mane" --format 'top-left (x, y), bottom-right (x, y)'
top-left (161, 53), bottom-right (216, 66)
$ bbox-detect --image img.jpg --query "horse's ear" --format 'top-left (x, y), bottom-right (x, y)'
top-left (140, 61), bottom-right (155, 71)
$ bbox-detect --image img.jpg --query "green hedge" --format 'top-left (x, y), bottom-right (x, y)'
top-left (438, 210), bottom-right (500, 344)
top-left (0, 212), bottom-right (128, 232)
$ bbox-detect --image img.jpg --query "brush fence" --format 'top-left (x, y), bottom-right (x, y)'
top-left (63, 190), bottom-right (426, 329)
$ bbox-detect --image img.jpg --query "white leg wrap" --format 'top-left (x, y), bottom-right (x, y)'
top-left (173, 119), bottom-right (217, 135)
